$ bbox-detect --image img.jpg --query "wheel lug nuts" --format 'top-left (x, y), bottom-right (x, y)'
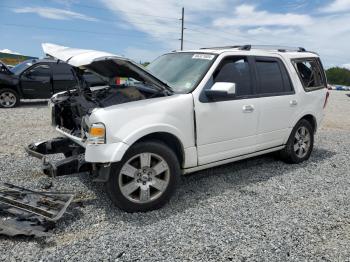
top-left (143, 182), bottom-right (146, 185)
top-left (137, 179), bottom-right (141, 183)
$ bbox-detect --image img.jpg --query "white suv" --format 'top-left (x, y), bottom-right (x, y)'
top-left (27, 43), bottom-right (329, 212)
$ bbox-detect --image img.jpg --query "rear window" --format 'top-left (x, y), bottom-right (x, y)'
top-left (293, 58), bottom-right (326, 91)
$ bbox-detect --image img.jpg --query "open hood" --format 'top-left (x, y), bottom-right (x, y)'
top-left (42, 43), bottom-right (172, 93)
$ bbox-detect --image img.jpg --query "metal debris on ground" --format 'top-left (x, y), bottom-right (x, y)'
top-left (0, 183), bottom-right (74, 238)
top-left (0, 218), bottom-right (51, 237)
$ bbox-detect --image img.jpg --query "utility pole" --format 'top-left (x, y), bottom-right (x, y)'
top-left (180, 7), bottom-right (184, 51)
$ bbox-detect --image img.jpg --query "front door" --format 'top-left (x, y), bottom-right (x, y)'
top-left (194, 56), bottom-right (260, 165)
top-left (20, 63), bottom-right (52, 99)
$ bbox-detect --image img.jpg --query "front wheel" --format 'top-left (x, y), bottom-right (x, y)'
top-left (106, 140), bottom-right (180, 212)
top-left (280, 119), bottom-right (314, 164)
top-left (0, 88), bottom-right (20, 108)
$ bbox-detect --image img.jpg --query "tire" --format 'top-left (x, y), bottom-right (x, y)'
top-left (106, 140), bottom-right (180, 212)
top-left (0, 88), bottom-right (20, 108)
top-left (280, 119), bottom-right (314, 164)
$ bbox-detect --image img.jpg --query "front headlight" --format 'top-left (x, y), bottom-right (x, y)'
top-left (87, 123), bottom-right (106, 144)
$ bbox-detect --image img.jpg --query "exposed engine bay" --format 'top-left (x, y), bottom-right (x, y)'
top-left (51, 82), bottom-right (167, 137)
top-left (42, 43), bottom-right (174, 140)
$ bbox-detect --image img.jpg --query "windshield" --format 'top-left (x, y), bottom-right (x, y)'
top-left (10, 60), bottom-right (36, 75)
top-left (147, 52), bottom-right (216, 93)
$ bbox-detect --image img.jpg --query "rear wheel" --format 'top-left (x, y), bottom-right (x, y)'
top-left (280, 119), bottom-right (314, 164)
top-left (0, 89), bottom-right (20, 108)
top-left (106, 140), bottom-right (180, 212)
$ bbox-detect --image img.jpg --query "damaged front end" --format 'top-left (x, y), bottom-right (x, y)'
top-left (26, 43), bottom-right (173, 180)
top-left (26, 137), bottom-right (88, 178)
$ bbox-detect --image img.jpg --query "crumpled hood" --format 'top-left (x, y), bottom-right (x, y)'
top-left (42, 43), bottom-right (172, 93)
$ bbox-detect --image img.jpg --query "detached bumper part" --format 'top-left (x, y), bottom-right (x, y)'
top-left (0, 183), bottom-right (74, 238)
top-left (26, 137), bottom-right (90, 177)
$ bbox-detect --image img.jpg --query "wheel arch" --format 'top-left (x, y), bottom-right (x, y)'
top-left (298, 114), bottom-right (317, 133)
top-left (0, 84), bottom-right (21, 95)
top-left (132, 132), bottom-right (185, 168)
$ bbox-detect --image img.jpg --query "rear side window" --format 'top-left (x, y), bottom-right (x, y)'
top-left (293, 59), bottom-right (326, 91)
top-left (213, 56), bottom-right (253, 97)
top-left (255, 58), bottom-right (293, 95)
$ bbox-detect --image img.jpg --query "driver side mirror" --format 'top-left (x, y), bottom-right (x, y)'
top-left (205, 82), bottom-right (236, 100)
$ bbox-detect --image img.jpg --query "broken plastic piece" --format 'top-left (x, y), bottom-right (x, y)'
top-left (0, 218), bottom-right (51, 238)
top-left (0, 183), bottom-right (74, 221)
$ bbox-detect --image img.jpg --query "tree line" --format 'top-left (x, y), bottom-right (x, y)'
top-left (326, 67), bottom-right (350, 86)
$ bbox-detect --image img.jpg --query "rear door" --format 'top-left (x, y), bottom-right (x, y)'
top-left (253, 56), bottom-right (298, 150)
top-left (52, 63), bottom-right (77, 94)
top-left (20, 63), bottom-right (52, 99)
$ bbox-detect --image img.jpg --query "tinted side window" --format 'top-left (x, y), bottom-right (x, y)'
top-left (30, 64), bottom-right (51, 76)
top-left (293, 59), bottom-right (326, 91)
top-left (52, 63), bottom-right (73, 75)
top-left (213, 57), bottom-right (253, 96)
top-left (52, 63), bottom-right (75, 81)
top-left (256, 60), bottom-right (285, 94)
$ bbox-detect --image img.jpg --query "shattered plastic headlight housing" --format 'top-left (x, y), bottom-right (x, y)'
top-left (87, 123), bottom-right (106, 145)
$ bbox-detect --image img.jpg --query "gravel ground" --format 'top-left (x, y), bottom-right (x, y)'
top-left (0, 92), bottom-right (350, 261)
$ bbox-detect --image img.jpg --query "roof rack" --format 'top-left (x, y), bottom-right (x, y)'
top-left (200, 45), bottom-right (309, 53)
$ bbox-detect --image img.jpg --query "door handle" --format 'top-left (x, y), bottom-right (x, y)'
top-left (242, 105), bottom-right (255, 113)
top-left (290, 100), bottom-right (298, 106)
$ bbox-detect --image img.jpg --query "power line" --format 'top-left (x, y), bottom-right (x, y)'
top-left (0, 3), bottom-right (180, 21)
top-left (186, 28), bottom-right (241, 43)
top-left (183, 39), bottom-right (204, 46)
top-left (0, 4), bottom-right (181, 29)
top-left (70, 3), bottom-right (180, 20)
top-left (186, 24), bottom-right (271, 45)
top-left (1, 23), bottom-right (178, 45)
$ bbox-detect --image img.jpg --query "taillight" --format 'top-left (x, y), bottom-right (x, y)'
top-left (323, 91), bottom-right (330, 109)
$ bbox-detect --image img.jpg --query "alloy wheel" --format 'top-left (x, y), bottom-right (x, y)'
top-left (118, 152), bottom-right (170, 204)
top-left (0, 91), bottom-right (17, 108)
top-left (293, 126), bottom-right (311, 158)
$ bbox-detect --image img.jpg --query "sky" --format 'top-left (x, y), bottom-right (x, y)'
top-left (0, 0), bottom-right (350, 68)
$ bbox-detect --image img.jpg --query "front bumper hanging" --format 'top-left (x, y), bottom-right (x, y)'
top-left (25, 137), bottom-right (90, 177)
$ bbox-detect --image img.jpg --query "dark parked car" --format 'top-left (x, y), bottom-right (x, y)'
top-left (0, 59), bottom-right (106, 108)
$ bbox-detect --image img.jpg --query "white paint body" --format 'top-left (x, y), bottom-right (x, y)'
top-left (51, 46), bottom-right (327, 174)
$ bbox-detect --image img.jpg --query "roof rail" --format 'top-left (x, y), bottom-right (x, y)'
top-left (200, 45), bottom-right (310, 53)
top-left (200, 45), bottom-right (241, 50)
